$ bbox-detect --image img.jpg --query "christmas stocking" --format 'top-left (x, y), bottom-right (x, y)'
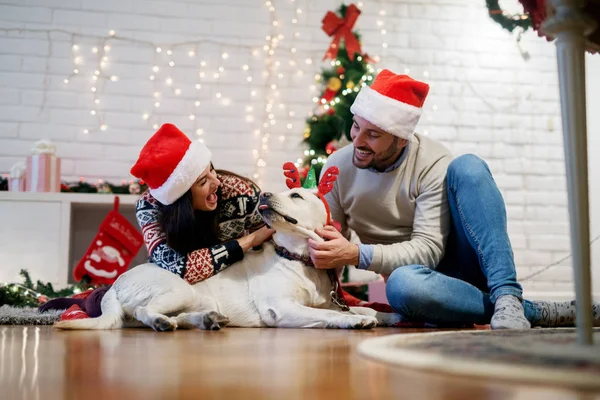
top-left (73, 197), bottom-right (143, 285)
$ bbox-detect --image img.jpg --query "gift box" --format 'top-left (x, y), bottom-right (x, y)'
top-left (25, 140), bottom-right (61, 192)
top-left (8, 162), bottom-right (26, 192)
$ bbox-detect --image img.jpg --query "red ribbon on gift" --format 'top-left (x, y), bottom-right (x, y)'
top-left (322, 4), bottom-right (363, 61)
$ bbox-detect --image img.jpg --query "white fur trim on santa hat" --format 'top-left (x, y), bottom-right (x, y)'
top-left (350, 86), bottom-right (422, 140)
top-left (150, 140), bottom-right (212, 205)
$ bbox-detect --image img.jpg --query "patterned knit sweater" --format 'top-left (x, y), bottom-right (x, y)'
top-left (135, 174), bottom-right (264, 284)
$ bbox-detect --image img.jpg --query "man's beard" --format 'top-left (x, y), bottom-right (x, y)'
top-left (352, 137), bottom-right (401, 171)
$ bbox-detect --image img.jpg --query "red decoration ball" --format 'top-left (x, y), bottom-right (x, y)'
top-left (325, 141), bottom-right (337, 155)
top-left (300, 167), bottom-right (309, 179)
top-left (336, 66), bottom-right (346, 74)
top-left (327, 108), bottom-right (335, 115)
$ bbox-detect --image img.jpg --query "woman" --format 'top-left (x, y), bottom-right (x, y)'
top-left (130, 123), bottom-right (274, 283)
top-left (41, 123), bottom-right (273, 317)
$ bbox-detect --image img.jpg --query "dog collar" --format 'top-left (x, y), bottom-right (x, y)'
top-left (272, 242), bottom-right (314, 267)
top-left (271, 241), bottom-right (349, 312)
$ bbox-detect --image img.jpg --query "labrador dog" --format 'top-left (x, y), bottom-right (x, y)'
top-left (55, 166), bottom-right (401, 331)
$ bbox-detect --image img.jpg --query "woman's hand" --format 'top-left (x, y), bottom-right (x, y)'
top-left (250, 226), bottom-right (275, 247)
top-left (238, 226), bottom-right (275, 251)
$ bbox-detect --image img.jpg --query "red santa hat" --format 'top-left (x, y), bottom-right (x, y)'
top-left (130, 123), bottom-right (211, 205)
top-left (350, 69), bottom-right (429, 140)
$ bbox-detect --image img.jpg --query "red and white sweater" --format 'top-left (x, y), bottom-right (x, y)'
top-left (135, 174), bottom-right (264, 284)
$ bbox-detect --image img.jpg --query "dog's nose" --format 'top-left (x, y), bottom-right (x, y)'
top-left (261, 192), bottom-right (272, 198)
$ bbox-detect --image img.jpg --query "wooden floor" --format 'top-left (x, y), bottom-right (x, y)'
top-left (1, 326), bottom-right (598, 400)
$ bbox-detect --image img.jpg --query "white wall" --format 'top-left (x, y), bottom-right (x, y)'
top-left (0, 0), bottom-right (597, 298)
top-left (586, 53), bottom-right (600, 298)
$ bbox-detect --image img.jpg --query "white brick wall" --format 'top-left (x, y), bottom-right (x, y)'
top-left (0, 0), bottom-right (598, 298)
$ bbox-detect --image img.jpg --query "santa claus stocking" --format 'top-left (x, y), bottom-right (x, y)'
top-left (73, 197), bottom-right (143, 285)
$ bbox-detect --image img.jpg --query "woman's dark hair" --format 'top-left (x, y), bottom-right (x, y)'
top-left (158, 169), bottom-right (258, 254)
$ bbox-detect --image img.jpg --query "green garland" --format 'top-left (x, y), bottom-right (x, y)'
top-left (0, 177), bottom-right (147, 194)
top-left (486, 0), bottom-right (532, 33)
top-left (0, 270), bottom-right (97, 308)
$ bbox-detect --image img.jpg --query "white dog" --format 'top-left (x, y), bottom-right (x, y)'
top-left (55, 165), bottom-right (401, 331)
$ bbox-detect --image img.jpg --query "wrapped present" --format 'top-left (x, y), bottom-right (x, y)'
top-left (8, 162), bottom-right (26, 192)
top-left (25, 140), bottom-right (61, 192)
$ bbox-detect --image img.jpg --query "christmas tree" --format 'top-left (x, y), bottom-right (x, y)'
top-left (297, 3), bottom-right (377, 180)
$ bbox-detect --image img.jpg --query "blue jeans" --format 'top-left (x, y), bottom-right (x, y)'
top-left (386, 154), bottom-right (543, 326)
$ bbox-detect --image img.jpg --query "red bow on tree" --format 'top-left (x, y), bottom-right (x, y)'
top-left (321, 4), bottom-right (363, 61)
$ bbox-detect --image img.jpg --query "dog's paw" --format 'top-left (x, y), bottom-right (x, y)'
top-left (345, 316), bottom-right (378, 330)
top-left (376, 312), bottom-right (405, 327)
top-left (202, 311), bottom-right (230, 331)
top-left (152, 315), bottom-right (178, 332)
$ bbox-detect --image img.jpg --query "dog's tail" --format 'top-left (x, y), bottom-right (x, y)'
top-left (54, 287), bottom-right (123, 330)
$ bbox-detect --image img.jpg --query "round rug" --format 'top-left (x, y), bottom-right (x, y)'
top-left (358, 328), bottom-right (600, 389)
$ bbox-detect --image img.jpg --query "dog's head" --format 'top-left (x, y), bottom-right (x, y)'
top-left (258, 162), bottom-right (340, 243)
top-left (258, 187), bottom-right (328, 238)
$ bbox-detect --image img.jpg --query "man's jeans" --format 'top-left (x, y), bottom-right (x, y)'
top-left (386, 154), bottom-right (543, 326)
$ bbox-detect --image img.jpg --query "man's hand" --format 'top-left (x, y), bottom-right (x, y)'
top-left (308, 225), bottom-right (359, 269)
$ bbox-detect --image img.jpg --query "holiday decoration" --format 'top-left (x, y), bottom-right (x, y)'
top-left (325, 140), bottom-right (338, 155)
top-left (8, 162), bottom-right (26, 192)
top-left (518, 0), bottom-right (600, 52)
top-left (61, 179), bottom-right (148, 194)
top-left (0, 270), bottom-right (96, 308)
top-left (73, 197), bottom-right (143, 285)
top-left (486, 0), bottom-right (532, 33)
top-left (0, 175), bottom-right (148, 194)
top-left (322, 3), bottom-right (363, 61)
top-left (297, 3), bottom-right (377, 180)
top-left (25, 140), bottom-right (61, 192)
top-left (283, 162), bottom-right (339, 226)
top-left (97, 182), bottom-right (112, 194)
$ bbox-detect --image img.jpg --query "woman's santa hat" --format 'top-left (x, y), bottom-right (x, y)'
top-left (350, 69), bottom-right (429, 140)
top-left (130, 123), bottom-right (211, 205)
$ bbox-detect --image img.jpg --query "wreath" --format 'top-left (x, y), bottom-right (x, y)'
top-left (486, 0), bottom-right (532, 33)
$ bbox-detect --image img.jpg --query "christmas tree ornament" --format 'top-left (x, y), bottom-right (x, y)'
top-left (327, 77), bottom-right (342, 92)
top-left (346, 81), bottom-right (355, 89)
top-left (326, 140), bottom-right (339, 155)
top-left (336, 66), bottom-right (346, 75)
top-left (299, 166), bottom-right (309, 179)
top-left (73, 197), bottom-right (143, 285)
top-left (321, 3), bottom-right (363, 61)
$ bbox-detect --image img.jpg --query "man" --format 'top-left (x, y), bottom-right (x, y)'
top-left (308, 69), bottom-right (598, 330)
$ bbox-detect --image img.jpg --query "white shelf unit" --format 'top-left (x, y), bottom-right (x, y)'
top-left (0, 192), bottom-right (147, 288)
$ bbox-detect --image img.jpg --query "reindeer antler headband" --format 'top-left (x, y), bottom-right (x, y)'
top-left (282, 162), bottom-right (340, 226)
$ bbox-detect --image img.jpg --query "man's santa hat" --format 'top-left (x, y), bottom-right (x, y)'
top-left (130, 123), bottom-right (211, 205)
top-left (350, 69), bottom-right (429, 140)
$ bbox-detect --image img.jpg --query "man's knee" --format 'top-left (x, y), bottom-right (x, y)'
top-left (386, 265), bottom-right (431, 316)
top-left (447, 154), bottom-right (490, 186)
